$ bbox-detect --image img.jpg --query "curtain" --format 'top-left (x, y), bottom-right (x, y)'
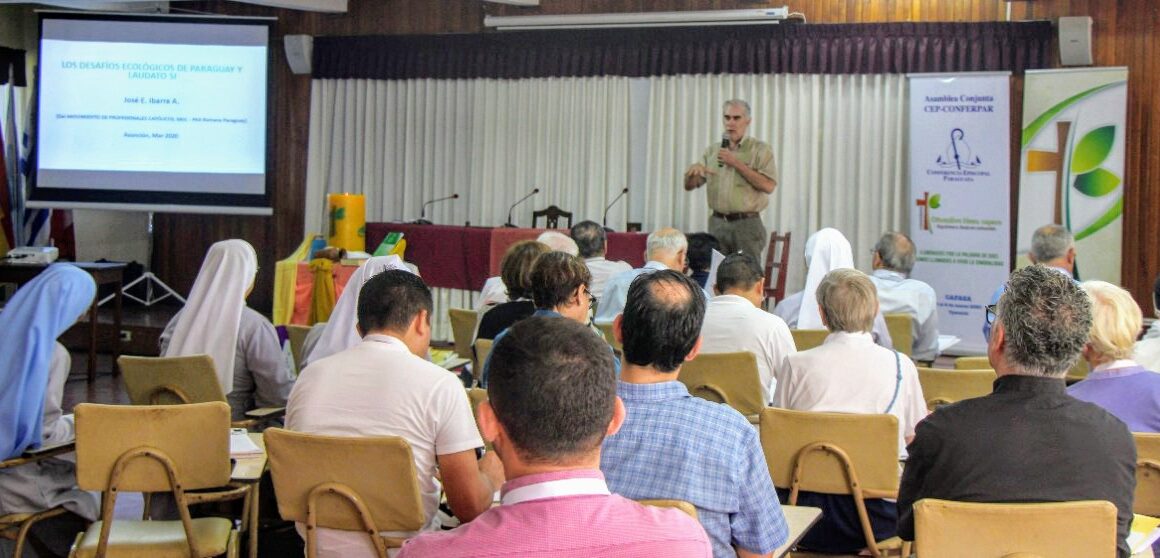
top-left (305, 73), bottom-right (907, 340)
top-left (644, 73), bottom-right (907, 293)
top-left (313, 22), bottom-right (1051, 80)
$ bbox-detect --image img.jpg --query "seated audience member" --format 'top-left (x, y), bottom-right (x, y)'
top-left (481, 251), bottom-right (610, 386)
top-left (398, 317), bottom-right (712, 557)
top-left (983, 223), bottom-right (1076, 339)
top-left (570, 220), bottom-right (631, 299)
top-left (868, 231), bottom-right (939, 360)
top-left (601, 270), bottom-right (788, 558)
top-left (1069, 281), bottom-right (1160, 432)
top-left (774, 269), bottom-right (926, 554)
top-left (161, 239), bottom-right (293, 422)
top-left (898, 265), bottom-right (1136, 558)
top-left (773, 228), bottom-right (893, 349)
top-left (300, 254), bottom-right (413, 368)
top-left (0, 265), bottom-right (98, 556)
top-left (1134, 274), bottom-right (1160, 369)
top-left (701, 253), bottom-right (795, 404)
top-left (686, 232), bottom-right (719, 289)
top-left (594, 227), bottom-right (689, 324)
top-left (476, 232), bottom-right (577, 310)
top-left (287, 270), bottom-right (503, 557)
top-left (475, 240), bottom-right (550, 340)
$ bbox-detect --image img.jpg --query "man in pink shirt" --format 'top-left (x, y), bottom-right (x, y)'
top-left (398, 316), bottom-right (712, 557)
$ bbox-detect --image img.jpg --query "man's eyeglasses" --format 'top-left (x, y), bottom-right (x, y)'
top-left (584, 287), bottom-right (598, 307)
top-left (985, 304), bottom-right (998, 325)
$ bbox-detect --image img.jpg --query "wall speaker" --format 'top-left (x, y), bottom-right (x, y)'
top-left (1058, 16), bottom-right (1093, 67)
top-left (284, 34), bottom-right (313, 75)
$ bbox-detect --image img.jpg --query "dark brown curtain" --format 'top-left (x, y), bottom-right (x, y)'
top-left (0, 47), bottom-right (27, 86)
top-left (314, 21), bottom-right (1052, 80)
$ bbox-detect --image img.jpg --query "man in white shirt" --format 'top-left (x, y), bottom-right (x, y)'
top-left (287, 270), bottom-right (504, 558)
top-left (867, 231), bottom-right (939, 361)
top-left (594, 227), bottom-right (687, 324)
top-left (774, 268), bottom-right (925, 554)
top-left (571, 220), bottom-right (632, 299)
top-left (701, 253), bottom-right (796, 404)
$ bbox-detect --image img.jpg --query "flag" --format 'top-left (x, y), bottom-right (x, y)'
top-left (0, 143), bottom-right (13, 254)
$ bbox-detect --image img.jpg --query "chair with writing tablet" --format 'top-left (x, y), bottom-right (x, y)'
top-left (791, 329), bottom-right (830, 352)
top-left (913, 498), bottom-right (1117, 558)
top-left (884, 313), bottom-right (914, 358)
top-left (917, 366), bottom-right (995, 411)
top-left (119, 354), bottom-right (284, 429)
top-left (759, 407), bottom-right (908, 557)
top-left (264, 428), bottom-right (424, 558)
top-left (678, 351), bottom-right (765, 423)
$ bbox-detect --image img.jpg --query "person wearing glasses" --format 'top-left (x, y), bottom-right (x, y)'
top-left (480, 251), bottom-right (618, 387)
top-left (683, 99), bottom-right (778, 259)
top-left (983, 224), bottom-right (1077, 340)
top-left (899, 265), bottom-right (1136, 558)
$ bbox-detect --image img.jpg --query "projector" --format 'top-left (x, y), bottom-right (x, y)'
top-left (5, 246), bottom-right (60, 265)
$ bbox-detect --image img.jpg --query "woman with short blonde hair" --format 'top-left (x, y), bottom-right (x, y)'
top-left (1068, 280), bottom-right (1160, 432)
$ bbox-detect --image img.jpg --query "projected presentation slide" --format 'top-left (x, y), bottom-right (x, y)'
top-left (36, 18), bottom-right (268, 195)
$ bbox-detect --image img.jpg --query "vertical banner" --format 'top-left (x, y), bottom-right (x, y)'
top-left (908, 73), bottom-right (1011, 355)
top-left (1018, 68), bottom-right (1128, 283)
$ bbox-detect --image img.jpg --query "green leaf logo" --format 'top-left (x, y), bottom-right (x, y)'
top-left (1070, 126), bottom-right (1115, 175)
top-left (929, 194), bottom-right (942, 209)
top-left (1074, 168), bottom-right (1121, 197)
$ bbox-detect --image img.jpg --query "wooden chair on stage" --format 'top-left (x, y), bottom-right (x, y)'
top-left (763, 231), bottom-right (792, 311)
top-left (532, 206), bottom-right (573, 229)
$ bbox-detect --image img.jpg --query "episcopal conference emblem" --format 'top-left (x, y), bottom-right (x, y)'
top-left (935, 128), bottom-right (982, 170)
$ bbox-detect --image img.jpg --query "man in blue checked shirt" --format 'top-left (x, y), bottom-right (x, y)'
top-left (600, 270), bottom-right (789, 558)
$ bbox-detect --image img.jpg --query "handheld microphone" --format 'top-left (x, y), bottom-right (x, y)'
top-left (602, 187), bottom-right (629, 229)
top-left (413, 193), bottom-right (458, 225)
top-left (718, 132), bottom-right (730, 168)
top-left (504, 188), bottom-right (540, 227)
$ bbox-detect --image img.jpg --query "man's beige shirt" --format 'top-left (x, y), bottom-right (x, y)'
top-left (698, 136), bottom-right (777, 214)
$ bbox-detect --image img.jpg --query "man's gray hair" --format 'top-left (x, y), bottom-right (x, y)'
top-left (1029, 224), bottom-right (1074, 263)
top-left (646, 228), bottom-right (687, 259)
top-left (997, 265), bottom-right (1091, 377)
top-left (874, 231), bottom-right (916, 275)
top-left (723, 99), bottom-right (751, 117)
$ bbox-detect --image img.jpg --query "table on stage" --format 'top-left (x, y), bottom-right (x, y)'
top-left (0, 261), bottom-right (126, 383)
top-left (365, 223), bottom-right (648, 291)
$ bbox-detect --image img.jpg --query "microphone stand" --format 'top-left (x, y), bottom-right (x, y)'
top-left (412, 194), bottom-right (458, 225)
top-left (504, 188), bottom-right (540, 227)
top-left (602, 187), bottom-right (629, 230)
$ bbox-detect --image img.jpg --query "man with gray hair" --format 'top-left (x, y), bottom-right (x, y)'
top-left (570, 220), bottom-right (631, 299)
top-left (898, 265), bottom-right (1136, 558)
top-left (683, 99), bottom-right (778, 258)
top-left (595, 227), bottom-right (692, 324)
top-left (869, 231), bottom-right (940, 360)
top-left (983, 223), bottom-right (1076, 339)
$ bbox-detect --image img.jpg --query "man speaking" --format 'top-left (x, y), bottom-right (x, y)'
top-left (683, 99), bottom-right (778, 258)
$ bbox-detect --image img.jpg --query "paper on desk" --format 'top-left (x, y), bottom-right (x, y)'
top-left (230, 430), bottom-right (262, 457)
top-left (937, 335), bottom-right (961, 354)
top-left (1130, 513), bottom-right (1160, 554)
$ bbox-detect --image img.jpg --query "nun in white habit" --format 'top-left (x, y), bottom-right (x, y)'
top-left (299, 254), bottom-right (414, 368)
top-left (774, 228), bottom-right (894, 349)
top-left (160, 239), bottom-right (294, 422)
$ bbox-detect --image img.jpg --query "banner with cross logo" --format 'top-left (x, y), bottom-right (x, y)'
top-left (907, 72), bottom-right (1012, 355)
top-left (1018, 67), bottom-right (1128, 285)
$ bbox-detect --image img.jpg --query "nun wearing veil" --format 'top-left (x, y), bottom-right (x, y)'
top-left (298, 254), bottom-right (414, 369)
top-left (0, 264), bottom-right (99, 555)
top-left (773, 228), bottom-right (893, 349)
top-left (160, 239), bottom-right (293, 422)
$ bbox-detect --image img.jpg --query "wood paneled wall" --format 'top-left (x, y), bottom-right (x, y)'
top-left (162, 0), bottom-right (1160, 311)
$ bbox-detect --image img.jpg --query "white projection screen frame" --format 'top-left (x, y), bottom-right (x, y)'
top-left (28, 12), bottom-right (274, 215)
